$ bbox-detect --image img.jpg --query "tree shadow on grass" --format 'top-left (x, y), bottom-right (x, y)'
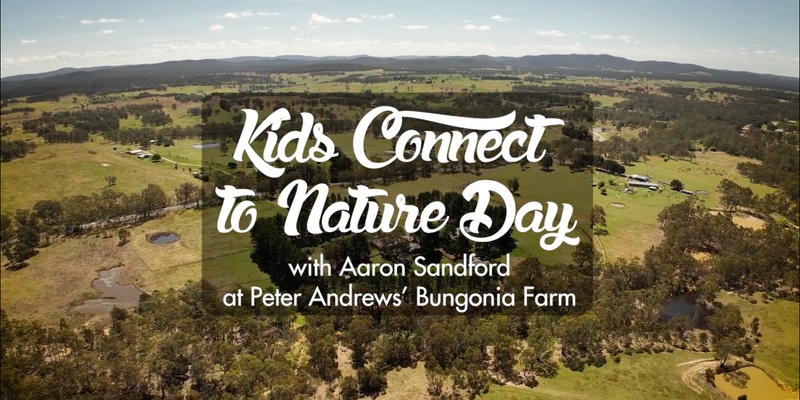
top-left (4, 262), bottom-right (30, 271)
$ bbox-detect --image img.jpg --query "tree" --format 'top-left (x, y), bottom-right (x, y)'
top-left (151, 153), bottom-right (162, 162)
top-left (4, 242), bottom-right (34, 266)
top-left (32, 200), bottom-right (63, 226)
top-left (718, 179), bottom-right (754, 212)
top-left (105, 175), bottom-right (117, 187)
top-left (118, 228), bottom-right (131, 245)
top-left (714, 335), bottom-right (746, 368)
top-left (308, 333), bottom-right (339, 382)
top-left (219, 141), bottom-right (229, 156)
top-left (250, 215), bottom-right (307, 291)
top-left (707, 304), bottom-right (747, 367)
top-left (356, 366), bottom-right (387, 398)
top-left (345, 316), bottom-right (377, 368)
top-left (670, 179), bottom-right (684, 191)
top-left (138, 184), bottom-right (169, 218)
top-left (591, 205), bottom-right (606, 227)
top-left (340, 376), bottom-right (359, 400)
top-left (0, 214), bottom-right (11, 242)
top-left (540, 154), bottom-right (554, 171)
top-left (175, 182), bottom-right (199, 206)
top-left (750, 317), bottom-right (760, 336)
top-left (507, 177), bottom-right (520, 194)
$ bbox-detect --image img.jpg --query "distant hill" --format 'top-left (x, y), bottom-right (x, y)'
top-left (1, 66), bottom-right (116, 82)
top-left (1, 54), bottom-right (798, 99)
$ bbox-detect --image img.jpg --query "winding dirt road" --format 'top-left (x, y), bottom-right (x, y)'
top-left (679, 358), bottom-right (720, 398)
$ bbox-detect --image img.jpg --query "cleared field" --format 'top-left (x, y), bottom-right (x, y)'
top-left (0, 202), bottom-right (281, 322)
top-left (594, 151), bottom-right (775, 261)
top-left (485, 351), bottom-right (708, 399)
top-left (377, 350), bottom-right (708, 400)
top-left (718, 292), bottom-right (800, 390)
top-left (0, 135), bottom-right (196, 212)
top-left (593, 121), bottom-right (642, 140)
top-left (591, 94), bottom-right (628, 108)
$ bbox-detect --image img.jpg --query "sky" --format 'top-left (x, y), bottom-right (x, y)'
top-left (1, 0), bottom-right (798, 78)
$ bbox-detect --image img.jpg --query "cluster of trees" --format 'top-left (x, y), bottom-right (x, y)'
top-left (656, 198), bottom-right (798, 292)
top-left (0, 139), bottom-right (36, 161)
top-left (1, 184), bottom-right (175, 267)
top-left (140, 109), bottom-right (173, 126)
top-left (0, 106), bottom-right (36, 115)
top-left (20, 108), bottom-right (124, 140)
top-left (41, 130), bottom-right (90, 143)
top-left (0, 285), bottom-right (315, 399)
top-left (4, 185), bottom-right (785, 399)
top-left (718, 177), bottom-right (799, 224)
top-left (101, 125), bottom-right (201, 146)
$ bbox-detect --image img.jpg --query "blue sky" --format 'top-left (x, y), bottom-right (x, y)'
top-left (1, 0), bottom-right (798, 78)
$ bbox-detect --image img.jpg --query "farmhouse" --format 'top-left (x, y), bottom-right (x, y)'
top-left (627, 180), bottom-right (658, 190)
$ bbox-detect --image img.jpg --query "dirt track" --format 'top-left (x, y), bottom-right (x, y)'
top-left (679, 358), bottom-right (720, 398)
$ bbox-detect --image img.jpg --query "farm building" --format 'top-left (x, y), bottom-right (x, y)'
top-left (628, 174), bottom-right (650, 182)
top-left (595, 167), bottom-right (619, 175)
top-left (627, 180), bottom-right (658, 190)
top-left (679, 189), bottom-right (694, 195)
top-left (126, 149), bottom-right (143, 155)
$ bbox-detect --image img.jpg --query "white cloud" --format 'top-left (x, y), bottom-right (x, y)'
top-left (768, 49), bottom-right (778, 54)
top-left (136, 19), bottom-right (145, 23)
top-left (209, 25), bottom-right (224, 31)
top-left (590, 34), bottom-right (613, 40)
top-left (463, 24), bottom-right (476, 30)
top-left (754, 50), bottom-right (765, 54)
top-left (463, 24), bottom-right (490, 31)
top-left (738, 46), bottom-right (747, 51)
top-left (346, 17), bottom-right (362, 23)
top-left (80, 18), bottom-right (123, 24)
top-left (462, 19), bottom-right (472, 23)
top-left (20, 39), bottom-right (37, 44)
top-left (362, 14), bottom-right (394, 20)
top-left (221, 10), bottom-right (254, 19)
top-left (257, 12), bottom-right (280, 17)
top-left (579, 31), bottom-right (588, 35)
top-left (57, 15), bottom-right (67, 19)
top-left (290, 26), bottom-right (299, 30)
top-left (478, 25), bottom-right (490, 31)
top-left (401, 25), bottom-right (427, 30)
top-left (308, 13), bottom-right (339, 25)
top-left (96, 29), bottom-right (115, 35)
top-left (536, 30), bottom-right (566, 37)
top-left (617, 35), bottom-right (632, 41)
top-left (256, 27), bottom-right (270, 31)
top-left (490, 15), bottom-right (513, 22)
